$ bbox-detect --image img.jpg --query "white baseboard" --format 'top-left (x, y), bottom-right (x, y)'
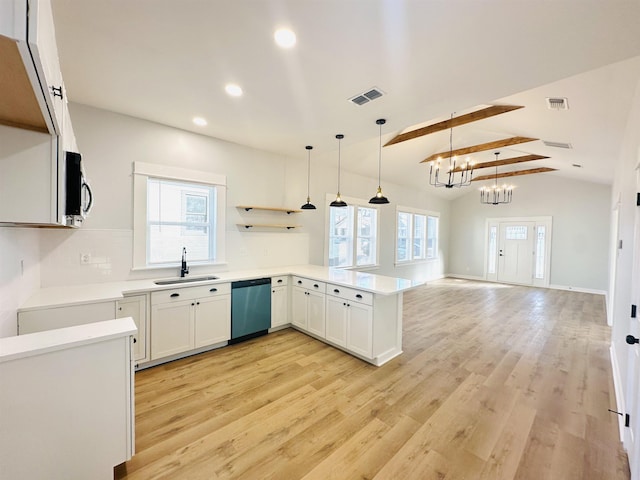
top-left (548, 284), bottom-right (607, 296)
top-left (610, 342), bottom-right (627, 444)
top-left (445, 273), bottom-right (485, 282)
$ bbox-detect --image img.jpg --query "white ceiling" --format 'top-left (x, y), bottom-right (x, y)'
top-left (50, 1), bottom-right (640, 198)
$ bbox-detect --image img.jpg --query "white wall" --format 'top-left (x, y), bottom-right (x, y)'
top-left (609, 74), bottom-right (640, 447)
top-left (449, 173), bottom-right (611, 292)
top-left (39, 104), bottom-right (449, 287)
top-left (0, 227), bottom-right (40, 336)
top-left (39, 104), bottom-right (310, 287)
top-left (283, 152), bottom-right (450, 282)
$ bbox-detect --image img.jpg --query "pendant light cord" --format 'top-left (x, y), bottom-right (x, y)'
top-left (378, 121), bottom-right (382, 187)
top-left (306, 147), bottom-right (312, 198)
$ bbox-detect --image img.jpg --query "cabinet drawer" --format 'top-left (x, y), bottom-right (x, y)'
top-left (327, 284), bottom-right (373, 306)
top-left (271, 275), bottom-right (289, 287)
top-left (292, 276), bottom-right (326, 293)
top-left (151, 283), bottom-right (230, 304)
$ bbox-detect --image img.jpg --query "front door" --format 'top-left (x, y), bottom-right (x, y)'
top-left (497, 222), bottom-right (535, 285)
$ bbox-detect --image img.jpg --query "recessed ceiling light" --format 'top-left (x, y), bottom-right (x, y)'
top-left (225, 83), bottom-right (243, 97)
top-left (192, 116), bottom-right (207, 127)
top-left (274, 28), bottom-right (296, 48)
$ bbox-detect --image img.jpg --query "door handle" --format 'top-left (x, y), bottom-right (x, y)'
top-left (626, 335), bottom-right (640, 345)
top-left (170, 293), bottom-right (180, 298)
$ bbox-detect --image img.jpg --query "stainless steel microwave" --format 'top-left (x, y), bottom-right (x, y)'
top-left (65, 151), bottom-right (93, 226)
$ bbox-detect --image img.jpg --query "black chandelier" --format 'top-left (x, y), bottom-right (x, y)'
top-left (428, 113), bottom-right (474, 188)
top-left (480, 152), bottom-right (514, 205)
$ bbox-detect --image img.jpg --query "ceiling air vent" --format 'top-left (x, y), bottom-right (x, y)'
top-left (543, 140), bottom-right (572, 149)
top-left (349, 87), bottom-right (384, 106)
top-left (546, 97), bottom-right (569, 110)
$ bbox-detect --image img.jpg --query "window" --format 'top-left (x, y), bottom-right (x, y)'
top-left (327, 198), bottom-right (379, 268)
top-left (396, 207), bottom-right (439, 263)
top-left (133, 162), bottom-right (226, 269)
top-left (535, 226), bottom-right (546, 279)
top-left (147, 178), bottom-right (215, 264)
top-left (488, 225), bottom-right (497, 274)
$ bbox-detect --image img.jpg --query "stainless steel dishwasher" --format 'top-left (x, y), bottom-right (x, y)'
top-left (230, 277), bottom-right (272, 343)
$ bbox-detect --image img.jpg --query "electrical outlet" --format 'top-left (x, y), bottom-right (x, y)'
top-left (80, 253), bottom-right (91, 264)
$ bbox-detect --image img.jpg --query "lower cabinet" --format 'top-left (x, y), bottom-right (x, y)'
top-left (150, 284), bottom-right (231, 361)
top-left (291, 277), bottom-right (326, 336)
top-left (325, 292), bottom-right (373, 358)
top-left (116, 294), bottom-right (148, 363)
top-left (271, 276), bottom-right (289, 328)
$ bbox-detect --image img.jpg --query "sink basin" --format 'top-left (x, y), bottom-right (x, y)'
top-left (154, 275), bottom-right (219, 285)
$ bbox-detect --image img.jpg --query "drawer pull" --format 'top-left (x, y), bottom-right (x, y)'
top-left (297, 280), bottom-right (303, 284)
top-left (133, 338), bottom-right (137, 343)
top-left (170, 293), bottom-right (180, 298)
top-left (313, 284), bottom-right (319, 288)
top-left (210, 288), bottom-right (218, 292)
top-left (356, 294), bottom-right (363, 299)
top-left (277, 279), bottom-right (283, 283)
top-left (334, 289), bottom-right (340, 293)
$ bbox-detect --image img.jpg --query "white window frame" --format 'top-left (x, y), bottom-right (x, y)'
top-left (324, 194), bottom-right (381, 269)
top-left (132, 162), bottom-right (226, 270)
top-left (395, 206), bottom-right (440, 265)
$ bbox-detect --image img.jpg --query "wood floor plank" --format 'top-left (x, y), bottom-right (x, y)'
top-left (115, 279), bottom-right (629, 480)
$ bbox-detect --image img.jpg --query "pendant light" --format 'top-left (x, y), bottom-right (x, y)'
top-left (330, 134), bottom-right (347, 207)
top-left (369, 118), bottom-right (390, 204)
top-left (300, 145), bottom-right (316, 210)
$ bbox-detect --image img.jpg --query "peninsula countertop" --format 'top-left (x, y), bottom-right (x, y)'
top-left (19, 265), bottom-right (425, 312)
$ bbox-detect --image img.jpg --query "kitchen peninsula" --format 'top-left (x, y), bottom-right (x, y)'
top-left (18, 265), bottom-right (424, 368)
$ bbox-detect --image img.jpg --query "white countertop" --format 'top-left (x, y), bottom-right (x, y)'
top-left (19, 264), bottom-right (424, 312)
top-left (0, 318), bottom-right (137, 363)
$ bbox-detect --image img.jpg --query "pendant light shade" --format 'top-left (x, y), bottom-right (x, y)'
top-left (300, 145), bottom-right (316, 210)
top-left (369, 118), bottom-right (390, 204)
top-left (330, 134), bottom-right (348, 207)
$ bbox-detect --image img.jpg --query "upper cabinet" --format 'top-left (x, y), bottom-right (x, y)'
top-left (0, 0), bottom-right (68, 137)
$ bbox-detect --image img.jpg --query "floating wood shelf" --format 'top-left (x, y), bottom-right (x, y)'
top-left (237, 224), bottom-right (302, 230)
top-left (236, 205), bottom-right (301, 214)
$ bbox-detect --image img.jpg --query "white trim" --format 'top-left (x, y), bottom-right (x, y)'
top-left (134, 161), bottom-right (226, 186)
top-left (446, 273), bottom-right (486, 282)
top-left (132, 162), bottom-right (227, 270)
top-left (324, 193), bottom-right (381, 268)
top-left (611, 343), bottom-right (628, 442)
top-left (547, 284), bottom-right (606, 296)
top-left (483, 216), bottom-right (552, 288)
top-left (395, 205), bottom-right (440, 263)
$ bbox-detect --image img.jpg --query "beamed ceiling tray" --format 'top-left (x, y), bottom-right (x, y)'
top-left (452, 153), bottom-right (549, 172)
top-left (420, 136), bottom-right (539, 163)
top-left (472, 167), bottom-right (557, 182)
top-left (385, 105), bottom-right (524, 147)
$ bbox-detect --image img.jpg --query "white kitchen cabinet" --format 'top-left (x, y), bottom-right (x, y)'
top-left (325, 284), bottom-right (374, 359)
top-left (291, 276), bottom-right (326, 336)
top-left (18, 300), bottom-right (116, 335)
top-left (194, 295), bottom-right (231, 347)
top-left (271, 276), bottom-right (289, 328)
top-left (0, 0), bottom-right (66, 135)
top-left (117, 294), bottom-right (148, 363)
top-left (325, 295), bottom-right (347, 347)
top-left (150, 283), bottom-right (231, 361)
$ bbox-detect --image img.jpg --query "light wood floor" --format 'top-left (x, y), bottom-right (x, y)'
top-left (115, 279), bottom-right (629, 479)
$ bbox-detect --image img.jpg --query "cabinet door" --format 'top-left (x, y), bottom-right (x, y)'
top-left (271, 286), bottom-right (289, 328)
top-left (346, 302), bottom-right (373, 358)
top-left (306, 290), bottom-right (326, 338)
top-left (151, 300), bottom-right (193, 360)
top-left (291, 287), bottom-right (308, 330)
top-left (194, 295), bottom-right (231, 348)
top-left (325, 296), bottom-right (347, 347)
top-left (117, 295), bottom-right (147, 362)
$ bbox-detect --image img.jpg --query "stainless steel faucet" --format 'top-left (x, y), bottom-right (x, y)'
top-left (180, 247), bottom-right (189, 277)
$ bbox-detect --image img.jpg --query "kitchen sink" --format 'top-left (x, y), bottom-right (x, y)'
top-left (154, 275), bottom-right (219, 285)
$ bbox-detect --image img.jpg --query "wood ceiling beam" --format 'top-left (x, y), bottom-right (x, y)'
top-left (385, 105), bottom-right (524, 147)
top-left (471, 167), bottom-right (557, 182)
top-left (420, 136), bottom-right (539, 164)
top-left (452, 154), bottom-right (549, 172)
